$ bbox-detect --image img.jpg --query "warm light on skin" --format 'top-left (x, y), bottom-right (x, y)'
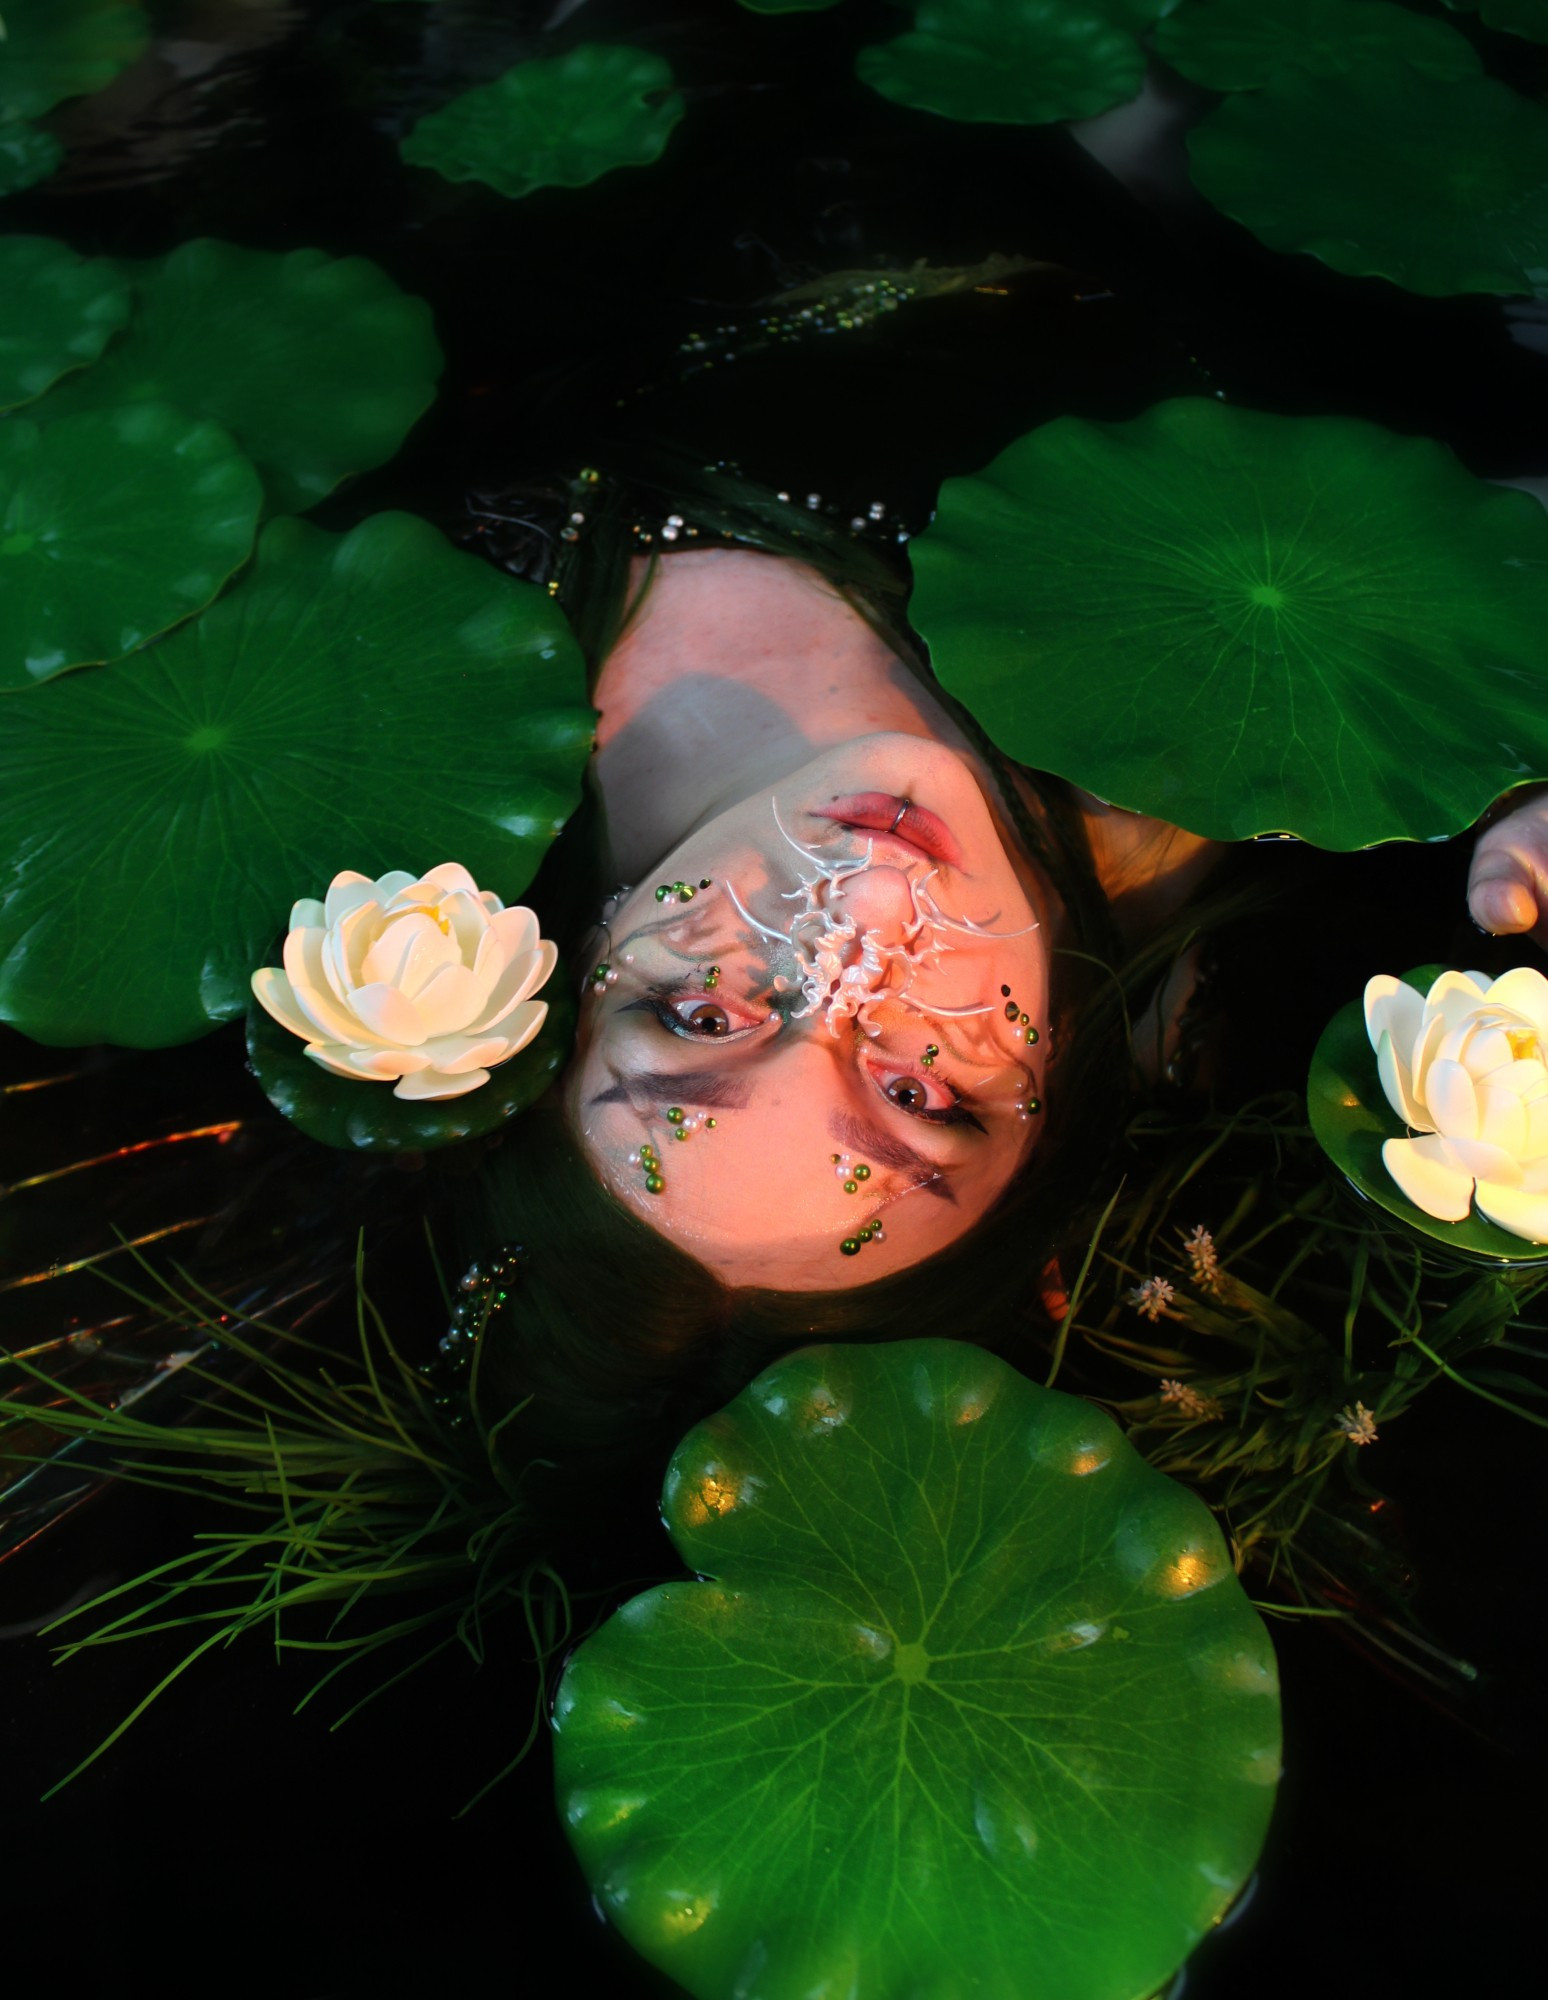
top-left (568, 734), bottom-right (1051, 1289)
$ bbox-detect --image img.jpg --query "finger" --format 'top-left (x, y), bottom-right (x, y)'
top-left (1468, 857), bottom-right (1539, 934)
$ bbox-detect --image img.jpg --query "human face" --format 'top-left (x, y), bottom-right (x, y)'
top-left (567, 734), bottom-right (1052, 1289)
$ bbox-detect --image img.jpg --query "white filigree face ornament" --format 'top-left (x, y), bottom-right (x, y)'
top-left (719, 801), bottom-right (1040, 1042)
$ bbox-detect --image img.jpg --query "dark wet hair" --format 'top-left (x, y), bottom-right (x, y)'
top-left (460, 451), bottom-right (1218, 1486)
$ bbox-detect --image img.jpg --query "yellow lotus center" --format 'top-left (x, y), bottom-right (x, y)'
top-left (1507, 1027), bottom-right (1540, 1064)
top-left (401, 902), bottom-right (451, 936)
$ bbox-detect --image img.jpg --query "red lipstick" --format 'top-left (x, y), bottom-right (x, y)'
top-left (821, 794), bottom-right (964, 868)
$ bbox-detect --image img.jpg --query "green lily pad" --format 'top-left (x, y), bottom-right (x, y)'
top-left (400, 45), bottom-right (685, 202)
top-left (1478, 0), bottom-right (1548, 43)
top-left (1308, 967), bottom-right (1548, 1263)
top-left (246, 969), bottom-right (575, 1152)
top-left (0, 512), bottom-right (594, 1047)
top-left (1155, 0), bottom-right (1481, 91)
top-left (31, 239), bottom-right (443, 515)
top-left (0, 0), bottom-right (148, 123)
top-left (908, 397), bottom-right (1548, 848)
top-left (0, 237), bottom-right (133, 411)
top-left (0, 120), bottom-right (64, 195)
top-left (0, 406), bottom-right (262, 690)
top-left (1188, 62), bottom-right (1548, 299)
top-left (554, 1339), bottom-right (1280, 2000)
top-left (856, 0), bottom-right (1146, 126)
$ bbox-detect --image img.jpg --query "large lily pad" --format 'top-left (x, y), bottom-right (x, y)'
top-left (31, 239), bottom-right (443, 515)
top-left (0, 237), bottom-right (133, 411)
top-left (1188, 62), bottom-right (1548, 299)
top-left (1155, 0), bottom-right (1480, 91)
top-left (908, 398), bottom-right (1548, 848)
top-left (1308, 968), bottom-right (1548, 1263)
top-left (399, 45), bottom-right (685, 202)
top-left (856, 0), bottom-right (1146, 126)
top-left (554, 1339), bottom-right (1280, 2000)
top-left (0, 406), bottom-right (262, 690)
top-left (0, 0), bottom-right (148, 123)
top-left (0, 120), bottom-right (64, 195)
top-left (0, 513), bottom-right (594, 1047)
top-left (246, 969), bottom-right (575, 1153)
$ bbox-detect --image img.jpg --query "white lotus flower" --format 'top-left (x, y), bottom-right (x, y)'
top-left (251, 864), bottom-right (556, 1101)
top-left (1365, 965), bottom-right (1548, 1243)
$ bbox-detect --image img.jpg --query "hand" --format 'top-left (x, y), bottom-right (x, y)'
top-left (1468, 786), bottom-right (1548, 949)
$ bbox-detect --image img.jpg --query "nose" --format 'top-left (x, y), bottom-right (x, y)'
top-left (831, 864), bottom-right (919, 942)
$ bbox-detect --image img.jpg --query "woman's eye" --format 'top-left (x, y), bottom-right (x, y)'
top-left (876, 1067), bottom-right (958, 1118)
top-left (675, 1000), bottom-right (734, 1036)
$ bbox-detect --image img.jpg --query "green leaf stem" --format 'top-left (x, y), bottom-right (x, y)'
top-left (857, 0), bottom-right (1146, 126)
top-left (0, 0), bottom-right (148, 124)
top-left (1155, 0), bottom-right (1480, 91)
top-left (0, 513), bottom-right (594, 1046)
top-left (32, 239), bottom-right (443, 515)
top-left (1188, 63), bottom-right (1548, 299)
top-left (554, 1339), bottom-right (1280, 2000)
top-left (0, 406), bottom-right (262, 690)
top-left (1307, 969), bottom-right (1548, 1263)
top-left (908, 398), bottom-right (1548, 848)
top-left (0, 237), bottom-right (132, 411)
top-left (400, 44), bottom-right (685, 202)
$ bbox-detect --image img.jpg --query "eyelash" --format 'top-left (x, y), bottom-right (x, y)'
top-left (630, 988), bottom-right (985, 1130)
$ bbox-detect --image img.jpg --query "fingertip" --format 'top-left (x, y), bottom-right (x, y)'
top-left (1471, 879), bottom-right (1538, 933)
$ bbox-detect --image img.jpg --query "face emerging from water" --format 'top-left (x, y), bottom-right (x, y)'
top-left (567, 734), bottom-right (1052, 1289)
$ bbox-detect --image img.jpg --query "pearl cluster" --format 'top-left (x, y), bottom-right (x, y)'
top-left (655, 877), bottom-right (712, 904)
top-left (589, 960), bottom-right (620, 995)
top-left (433, 1250), bottom-right (521, 1415)
top-left (830, 1150), bottom-right (873, 1195)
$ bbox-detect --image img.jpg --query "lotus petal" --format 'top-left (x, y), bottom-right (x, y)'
top-left (349, 980), bottom-right (426, 1046)
top-left (1477, 1083), bottom-right (1528, 1158)
top-left (1421, 970), bottom-right (1488, 1034)
top-left (365, 910), bottom-right (459, 996)
top-left (1375, 1030), bottom-right (1425, 1128)
top-left (250, 966), bottom-right (317, 1045)
top-left (326, 897), bottom-right (380, 999)
top-left (421, 1033), bottom-right (511, 1074)
top-left (1381, 1136), bottom-right (1474, 1221)
top-left (393, 1065), bottom-right (490, 1100)
top-left (285, 926), bottom-right (389, 1046)
top-left (499, 998), bottom-right (548, 1054)
top-left (1473, 1182), bottom-right (1548, 1245)
top-left (287, 897), bottom-right (327, 932)
top-left (1408, 1009), bottom-right (1448, 1100)
top-left (1424, 1059), bottom-right (1479, 1142)
top-left (422, 861), bottom-right (482, 897)
top-left (1364, 974), bottom-right (1422, 1056)
top-left (1441, 1135), bottom-right (1523, 1185)
top-left (441, 888), bottom-right (491, 961)
top-left (479, 940), bottom-right (558, 1029)
top-left (303, 1043), bottom-right (373, 1080)
top-left (1482, 966), bottom-right (1548, 1045)
top-left (1526, 1097), bottom-right (1548, 1162)
top-left (1460, 1022), bottom-right (1514, 1078)
top-left (323, 871), bottom-right (377, 926)
top-left (342, 1046), bottom-right (431, 1078)
top-left (410, 960), bottom-right (485, 1038)
top-left (487, 903), bottom-right (541, 962)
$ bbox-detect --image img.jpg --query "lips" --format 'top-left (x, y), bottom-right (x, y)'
top-left (821, 794), bottom-right (964, 869)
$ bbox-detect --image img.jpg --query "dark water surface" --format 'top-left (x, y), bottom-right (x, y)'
top-left (5, 2), bottom-right (1548, 1995)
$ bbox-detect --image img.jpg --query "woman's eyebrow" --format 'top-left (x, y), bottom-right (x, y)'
top-left (829, 1112), bottom-right (957, 1201)
top-left (588, 1068), bottom-right (756, 1110)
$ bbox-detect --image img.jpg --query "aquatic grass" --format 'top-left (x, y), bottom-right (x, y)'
top-left (1062, 1092), bottom-right (1548, 1688)
top-left (0, 1240), bottom-right (580, 1806)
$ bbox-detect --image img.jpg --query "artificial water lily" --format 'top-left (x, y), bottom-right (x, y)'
top-left (1365, 966), bottom-right (1548, 1242)
top-left (251, 864), bottom-right (556, 1101)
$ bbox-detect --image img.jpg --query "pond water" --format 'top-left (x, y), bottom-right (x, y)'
top-left (4, 3), bottom-right (1547, 1997)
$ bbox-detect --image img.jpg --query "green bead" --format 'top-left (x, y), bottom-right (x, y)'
top-left (705, 1117), bottom-right (717, 1129)
top-left (854, 1164), bottom-right (871, 1181)
top-left (655, 885), bottom-right (670, 902)
top-left (1026, 1097), bottom-right (1042, 1114)
top-left (859, 1225), bottom-right (875, 1242)
top-left (840, 1238), bottom-right (861, 1256)
top-left (674, 1128), bottom-right (690, 1142)
top-left (698, 878), bottom-right (711, 888)
top-left (666, 1107), bottom-right (684, 1124)
top-left (843, 1179), bottom-right (858, 1194)
top-left (1025, 1025), bottom-right (1039, 1045)
top-left (645, 1174), bottom-right (665, 1194)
